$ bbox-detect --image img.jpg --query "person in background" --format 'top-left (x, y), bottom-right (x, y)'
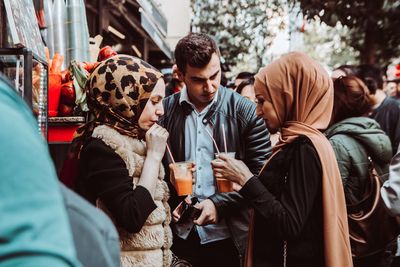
top-left (357, 65), bottom-right (400, 155)
top-left (236, 77), bottom-right (256, 103)
top-left (74, 55), bottom-right (174, 267)
top-left (159, 33), bottom-right (271, 267)
top-left (386, 81), bottom-right (398, 97)
top-left (0, 75), bottom-right (81, 267)
top-left (387, 78), bottom-right (400, 100)
top-left (331, 65), bottom-right (359, 80)
top-left (382, 145), bottom-right (400, 267)
top-left (166, 64), bottom-right (185, 97)
top-left (212, 52), bottom-right (353, 267)
top-left (234, 71), bottom-right (254, 90)
top-left (325, 76), bottom-right (393, 267)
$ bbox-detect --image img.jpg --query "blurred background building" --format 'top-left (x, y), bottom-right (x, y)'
top-left (84, 0), bottom-right (191, 69)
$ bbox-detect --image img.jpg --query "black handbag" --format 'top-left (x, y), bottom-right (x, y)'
top-left (347, 160), bottom-right (400, 258)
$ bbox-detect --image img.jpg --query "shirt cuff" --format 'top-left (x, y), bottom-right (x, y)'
top-left (135, 185), bottom-right (157, 214)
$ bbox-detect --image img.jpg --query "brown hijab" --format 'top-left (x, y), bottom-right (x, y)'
top-left (254, 52), bottom-right (352, 267)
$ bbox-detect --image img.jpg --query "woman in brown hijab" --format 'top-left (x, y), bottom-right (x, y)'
top-left (211, 52), bottom-right (352, 267)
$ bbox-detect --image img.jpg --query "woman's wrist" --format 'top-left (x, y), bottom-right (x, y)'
top-left (146, 151), bottom-right (163, 162)
top-left (240, 173), bottom-right (255, 187)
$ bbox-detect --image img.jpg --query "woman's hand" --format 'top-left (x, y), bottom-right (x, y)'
top-left (145, 124), bottom-right (169, 161)
top-left (211, 154), bottom-right (254, 187)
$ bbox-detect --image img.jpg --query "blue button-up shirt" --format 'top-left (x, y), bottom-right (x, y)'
top-left (179, 88), bottom-right (230, 244)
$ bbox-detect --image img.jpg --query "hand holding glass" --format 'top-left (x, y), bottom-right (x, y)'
top-left (170, 161), bottom-right (194, 196)
top-left (211, 153), bottom-right (254, 190)
top-left (213, 152), bottom-right (236, 193)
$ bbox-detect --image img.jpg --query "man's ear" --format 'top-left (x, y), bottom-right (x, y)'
top-left (177, 68), bottom-right (185, 82)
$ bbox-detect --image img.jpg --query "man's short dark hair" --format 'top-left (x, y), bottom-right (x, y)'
top-left (235, 72), bottom-right (254, 81)
top-left (174, 33), bottom-right (220, 73)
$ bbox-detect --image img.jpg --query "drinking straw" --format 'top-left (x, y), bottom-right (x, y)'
top-left (222, 124), bottom-right (227, 153)
top-left (205, 128), bottom-right (220, 154)
top-left (166, 143), bottom-right (176, 165)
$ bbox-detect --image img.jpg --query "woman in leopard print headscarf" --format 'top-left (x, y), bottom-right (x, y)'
top-left (73, 55), bottom-right (176, 267)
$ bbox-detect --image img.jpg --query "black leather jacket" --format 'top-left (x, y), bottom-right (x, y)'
top-left (159, 86), bottom-right (272, 263)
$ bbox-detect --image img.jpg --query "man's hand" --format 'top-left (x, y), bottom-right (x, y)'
top-left (193, 199), bottom-right (218, 226)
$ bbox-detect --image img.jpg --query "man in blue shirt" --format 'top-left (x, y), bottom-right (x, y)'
top-left (160, 33), bottom-right (271, 267)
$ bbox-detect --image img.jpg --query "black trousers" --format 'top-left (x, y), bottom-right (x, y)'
top-left (171, 229), bottom-right (241, 267)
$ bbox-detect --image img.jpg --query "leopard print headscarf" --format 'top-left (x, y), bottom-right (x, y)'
top-left (72, 55), bottom-right (163, 156)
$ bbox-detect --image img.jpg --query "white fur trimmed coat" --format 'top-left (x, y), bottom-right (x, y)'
top-left (92, 125), bottom-right (173, 267)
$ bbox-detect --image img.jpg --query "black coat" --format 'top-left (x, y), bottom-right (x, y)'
top-left (159, 86), bottom-right (272, 261)
top-left (371, 97), bottom-right (400, 154)
top-left (240, 136), bottom-right (324, 267)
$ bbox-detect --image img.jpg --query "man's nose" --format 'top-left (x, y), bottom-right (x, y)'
top-left (204, 80), bottom-right (214, 93)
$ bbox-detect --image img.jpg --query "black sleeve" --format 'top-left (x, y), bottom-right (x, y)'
top-left (79, 138), bottom-right (157, 233)
top-left (239, 142), bottom-right (322, 239)
top-left (242, 101), bottom-right (272, 174)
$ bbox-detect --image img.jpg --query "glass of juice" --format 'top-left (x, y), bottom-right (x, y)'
top-left (171, 161), bottom-right (193, 196)
top-left (214, 152), bottom-right (236, 193)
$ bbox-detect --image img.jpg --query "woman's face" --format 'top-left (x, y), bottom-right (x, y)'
top-left (138, 79), bottom-right (165, 131)
top-left (254, 83), bottom-right (280, 134)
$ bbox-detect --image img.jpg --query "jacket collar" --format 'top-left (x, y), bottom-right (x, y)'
top-left (177, 86), bottom-right (227, 126)
top-left (179, 87), bottom-right (219, 111)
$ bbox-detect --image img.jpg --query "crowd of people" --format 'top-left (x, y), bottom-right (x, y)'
top-left (1, 32), bottom-right (400, 267)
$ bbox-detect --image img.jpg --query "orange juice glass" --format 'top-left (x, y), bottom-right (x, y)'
top-left (214, 152), bottom-right (236, 193)
top-left (172, 161), bottom-right (193, 196)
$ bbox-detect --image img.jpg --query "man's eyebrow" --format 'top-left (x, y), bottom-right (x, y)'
top-left (209, 70), bottom-right (220, 78)
top-left (190, 70), bottom-right (220, 80)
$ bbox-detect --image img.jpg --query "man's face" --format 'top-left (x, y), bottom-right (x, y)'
top-left (178, 53), bottom-right (221, 110)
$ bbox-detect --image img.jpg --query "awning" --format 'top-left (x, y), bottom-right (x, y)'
top-left (139, 7), bottom-right (172, 59)
top-left (137, 0), bottom-right (172, 59)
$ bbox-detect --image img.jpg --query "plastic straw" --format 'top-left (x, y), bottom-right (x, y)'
top-left (222, 124), bottom-right (227, 153)
top-left (166, 143), bottom-right (176, 165)
top-left (205, 128), bottom-right (220, 154)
